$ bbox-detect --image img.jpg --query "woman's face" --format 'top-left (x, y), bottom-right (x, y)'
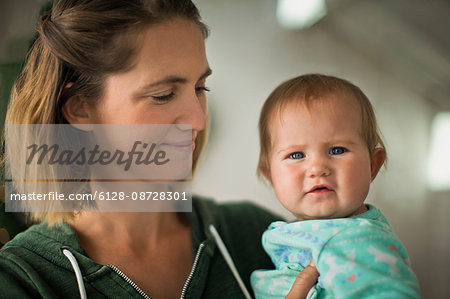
top-left (64, 18), bottom-right (210, 183)
top-left (88, 17), bottom-right (210, 139)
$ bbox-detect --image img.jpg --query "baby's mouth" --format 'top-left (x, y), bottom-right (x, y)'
top-left (308, 185), bottom-right (334, 194)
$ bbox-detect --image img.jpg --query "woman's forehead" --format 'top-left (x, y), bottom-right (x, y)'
top-left (133, 18), bottom-right (207, 75)
top-left (104, 18), bottom-right (209, 92)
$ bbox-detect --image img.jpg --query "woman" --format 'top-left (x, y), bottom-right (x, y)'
top-left (0, 0), bottom-right (317, 298)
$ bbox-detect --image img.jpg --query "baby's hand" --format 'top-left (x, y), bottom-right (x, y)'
top-left (285, 260), bottom-right (318, 299)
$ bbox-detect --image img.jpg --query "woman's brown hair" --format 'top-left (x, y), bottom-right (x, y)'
top-left (1, 0), bottom-right (209, 223)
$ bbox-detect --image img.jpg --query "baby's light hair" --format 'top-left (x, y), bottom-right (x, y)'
top-left (258, 73), bottom-right (387, 178)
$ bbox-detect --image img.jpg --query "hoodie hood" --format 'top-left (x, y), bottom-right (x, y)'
top-left (1, 196), bottom-right (281, 298)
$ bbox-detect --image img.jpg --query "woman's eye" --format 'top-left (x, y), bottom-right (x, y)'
top-left (330, 147), bottom-right (347, 155)
top-left (152, 93), bottom-right (175, 102)
top-left (289, 152), bottom-right (305, 159)
top-left (195, 86), bottom-right (210, 95)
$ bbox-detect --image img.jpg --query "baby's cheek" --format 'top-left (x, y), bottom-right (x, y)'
top-left (346, 177), bottom-right (371, 205)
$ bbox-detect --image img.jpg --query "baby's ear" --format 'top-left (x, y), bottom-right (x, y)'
top-left (260, 167), bottom-right (273, 185)
top-left (370, 148), bottom-right (386, 181)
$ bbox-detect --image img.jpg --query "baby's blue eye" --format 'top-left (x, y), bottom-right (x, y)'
top-left (289, 152), bottom-right (305, 159)
top-left (330, 147), bottom-right (347, 155)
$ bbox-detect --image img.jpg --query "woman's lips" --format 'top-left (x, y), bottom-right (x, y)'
top-left (161, 140), bottom-right (195, 152)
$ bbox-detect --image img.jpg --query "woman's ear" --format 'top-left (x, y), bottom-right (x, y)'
top-left (370, 148), bottom-right (386, 181)
top-left (62, 95), bottom-right (87, 123)
top-left (62, 95), bottom-right (94, 131)
top-left (61, 84), bottom-right (94, 130)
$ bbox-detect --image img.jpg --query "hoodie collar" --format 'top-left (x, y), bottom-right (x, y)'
top-left (187, 196), bottom-right (219, 256)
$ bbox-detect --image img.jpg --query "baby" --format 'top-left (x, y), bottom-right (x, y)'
top-left (251, 74), bottom-right (420, 298)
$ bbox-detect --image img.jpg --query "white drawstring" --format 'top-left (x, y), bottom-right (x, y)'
top-left (63, 249), bottom-right (87, 299)
top-left (209, 224), bottom-right (252, 299)
top-left (62, 227), bottom-right (251, 299)
top-left (306, 286), bottom-right (316, 299)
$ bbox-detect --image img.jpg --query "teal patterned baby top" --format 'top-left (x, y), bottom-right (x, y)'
top-left (251, 205), bottom-right (420, 298)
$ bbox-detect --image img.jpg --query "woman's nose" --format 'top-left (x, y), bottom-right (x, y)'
top-left (176, 92), bottom-right (207, 132)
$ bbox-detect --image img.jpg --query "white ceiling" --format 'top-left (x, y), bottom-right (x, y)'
top-left (321, 0), bottom-right (450, 109)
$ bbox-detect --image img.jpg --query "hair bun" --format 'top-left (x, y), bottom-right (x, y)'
top-left (40, 13), bottom-right (53, 31)
top-left (39, 13), bottom-right (59, 51)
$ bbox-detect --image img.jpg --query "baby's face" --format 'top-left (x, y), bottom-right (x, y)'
top-left (266, 96), bottom-right (374, 220)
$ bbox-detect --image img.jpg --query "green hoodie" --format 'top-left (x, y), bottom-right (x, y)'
top-left (0, 196), bottom-right (281, 298)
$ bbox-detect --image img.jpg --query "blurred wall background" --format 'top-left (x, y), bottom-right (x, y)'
top-left (0, 0), bottom-right (449, 298)
top-left (192, 1), bottom-right (450, 297)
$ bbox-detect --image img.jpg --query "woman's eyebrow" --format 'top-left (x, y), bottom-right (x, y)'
top-left (135, 77), bottom-right (187, 94)
top-left (135, 68), bottom-right (213, 95)
top-left (200, 67), bottom-right (213, 80)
